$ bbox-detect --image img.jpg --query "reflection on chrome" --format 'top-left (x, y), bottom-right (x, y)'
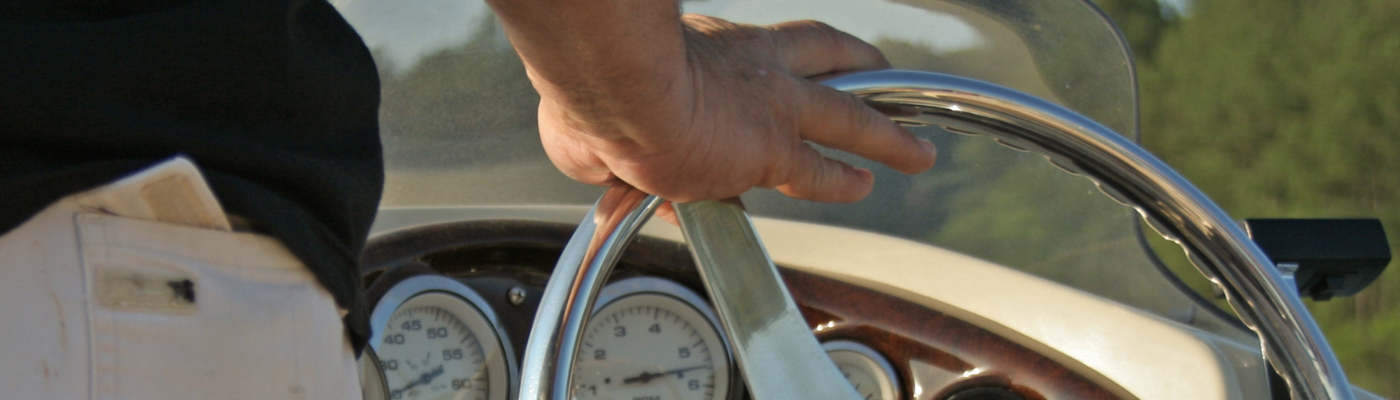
top-left (675, 200), bottom-right (861, 400)
top-left (517, 184), bottom-right (663, 400)
top-left (822, 70), bottom-right (1351, 400)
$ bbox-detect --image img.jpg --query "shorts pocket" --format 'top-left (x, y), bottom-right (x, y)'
top-left (78, 213), bottom-right (352, 400)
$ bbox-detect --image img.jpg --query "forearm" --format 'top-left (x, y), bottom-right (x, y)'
top-left (484, 0), bottom-right (689, 142)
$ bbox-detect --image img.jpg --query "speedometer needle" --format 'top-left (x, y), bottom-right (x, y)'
top-left (390, 365), bottom-right (445, 397)
top-left (622, 365), bottom-right (708, 384)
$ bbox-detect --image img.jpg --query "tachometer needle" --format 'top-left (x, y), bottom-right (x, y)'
top-left (622, 365), bottom-right (708, 384)
top-left (391, 365), bottom-right (446, 397)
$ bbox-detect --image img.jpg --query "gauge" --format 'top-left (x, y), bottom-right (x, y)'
top-left (571, 277), bottom-right (734, 400)
top-left (369, 275), bottom-right (516, 400)
top-left (822, 341), bottom-right (900, 400)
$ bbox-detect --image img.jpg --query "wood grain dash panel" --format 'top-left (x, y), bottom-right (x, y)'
top-left (783, 269), bottom-right (1121, 400)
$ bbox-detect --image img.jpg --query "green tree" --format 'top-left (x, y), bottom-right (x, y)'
top-left (1116, 0), bottom-right (1400, 395)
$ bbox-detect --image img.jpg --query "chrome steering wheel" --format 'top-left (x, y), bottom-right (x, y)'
top-left (515, 70), bottom-right (1354, 400)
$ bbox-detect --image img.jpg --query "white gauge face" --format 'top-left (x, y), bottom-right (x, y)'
top-left (833, 356), bottom-right (884, 400)
top-left (824, 342), bottom-right (900, 400)
top-left (376, 292), bottom-right (508, 400)
top-left (571, 293), bottom-right (731, 400)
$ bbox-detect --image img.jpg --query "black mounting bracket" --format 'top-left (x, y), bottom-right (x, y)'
top-left (1244, 219), bottom-right (1391, 301)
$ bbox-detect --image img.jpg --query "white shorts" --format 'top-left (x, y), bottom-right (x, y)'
top-left (0, 158), bottom-right (361, 399)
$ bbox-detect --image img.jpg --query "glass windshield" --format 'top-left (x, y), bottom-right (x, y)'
top-left (333, 0), bottom-right (1249, 340)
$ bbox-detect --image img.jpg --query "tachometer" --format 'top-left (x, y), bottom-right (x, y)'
top-left (571, 277), bottom-right (733, 400)
top-left (370, 275), bottom-right (516, 400)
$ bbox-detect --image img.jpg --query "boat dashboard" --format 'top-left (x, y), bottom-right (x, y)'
top-left (361, 211), bottom-right (1136, 400)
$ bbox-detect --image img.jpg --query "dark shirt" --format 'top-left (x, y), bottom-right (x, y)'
top-left (1, 0), bottom-right (382, 351)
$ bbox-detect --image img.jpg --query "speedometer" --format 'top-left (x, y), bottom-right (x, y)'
top-left (370, 275), bottom-right (516, 400)
top-left (571, 277), bottom-right (734, 400)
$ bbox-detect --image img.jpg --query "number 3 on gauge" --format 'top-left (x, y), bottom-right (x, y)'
top-left (570, 278), bottom-right (733, 400)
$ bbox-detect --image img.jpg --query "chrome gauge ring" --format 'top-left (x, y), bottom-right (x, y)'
top-left (571, 277), bottom-right (735, 400)
top-left (370, 275), bottom-right (518, 400)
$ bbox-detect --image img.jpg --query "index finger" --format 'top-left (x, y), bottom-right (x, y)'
top-left (792, 79), bottom-right (937, 175)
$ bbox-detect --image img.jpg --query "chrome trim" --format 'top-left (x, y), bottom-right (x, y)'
top-left (674, 199), bottom-right (862, 400)
top-left (368, 274), bottom-right (520, 400)
top-left (822, 340), bottom-right (902, 400)
top-left (822, 70), bottom-right (1350, 400)
top-left (517, 185), bottom-right (664, 400)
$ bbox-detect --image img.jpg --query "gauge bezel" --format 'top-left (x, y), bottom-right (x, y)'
top-left (821, 340), bottom-right (902, 400)
top-left (359, 346), bottom-right (390, 400)
top-left (582, 276), bottom-right (739, 400)
top-left (369, 275), bottom-right (518, 400)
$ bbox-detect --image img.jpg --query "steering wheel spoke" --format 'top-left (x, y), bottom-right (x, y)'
top-left (675, 200), bottom-right (862, 400)
top-left (517, 184), bottom-right (860, 400)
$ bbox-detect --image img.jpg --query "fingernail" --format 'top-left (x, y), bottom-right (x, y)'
top-left (918, 138), bottom-right (936, 154)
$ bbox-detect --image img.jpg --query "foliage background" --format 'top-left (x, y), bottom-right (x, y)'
top-left (1091, 0), bottom-right (1400, 396)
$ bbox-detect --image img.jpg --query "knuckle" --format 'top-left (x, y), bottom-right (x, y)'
top-left (770, 19), bottom-right (843, 49)
top-left (834, 93), bottom-right (877, 146)
top-left (804, 20), bottom-right (851, 48)
top-left (680, 14), bottom-right (723, 31)
top-left (853, 103), bottom-right (883, 139)
top-left (784, 148), bottom-right (830, 201)
top-left (791, 19), bottom-right (836, 33)
top-left (777, 182), bottom-right (818, 201)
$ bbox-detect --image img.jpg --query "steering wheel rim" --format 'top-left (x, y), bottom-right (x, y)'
top-left (514, 70), bottom-right (1353, 400)
top-left (821, 70), bottom-right (1351, 400)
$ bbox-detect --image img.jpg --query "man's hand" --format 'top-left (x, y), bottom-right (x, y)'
top-left (487, 1), bottom-right (936, 203)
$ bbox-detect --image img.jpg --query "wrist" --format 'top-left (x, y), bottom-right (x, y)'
top-left (488, 0), bottom-right (689, 137)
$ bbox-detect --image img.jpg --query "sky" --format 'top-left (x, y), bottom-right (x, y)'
top-left (331, 0), bottom-right (987, 74)
top-left (1158, 0), bottom-right (1192, 17)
